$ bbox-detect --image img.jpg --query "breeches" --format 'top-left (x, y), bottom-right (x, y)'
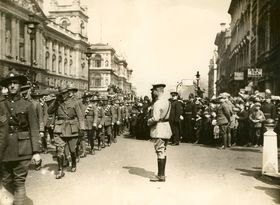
top-left (153, 138), bottom-right (168, 159)
top-left (2, 160), bottom-right (30, 205)
top-left (54, 134), bottom-right (78, 156)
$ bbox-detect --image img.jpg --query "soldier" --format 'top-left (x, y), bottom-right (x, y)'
top-left (48, 86), bottom-right (85, 179)
top-left (148, 84), bottom-right (172, 182)
top-left (169, 91), bottom-right (183, 146)
top-left (103, 96), bottom-right (114, 146)
top-left (44, 94), bottom-right (56, 145)
top-left (31, 90), bottom-right (48, 155)
top-left (0, 73), bottom-right (41, 205)
top-left (96, 96), bottom-right (105, 150)
top-left (112, 99), bottom-right (121, 142)
top-left (82, 92), bottom-right (98, 155)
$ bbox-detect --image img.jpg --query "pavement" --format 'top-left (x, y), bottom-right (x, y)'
top-left (22, 133), bottom-right (280, 205)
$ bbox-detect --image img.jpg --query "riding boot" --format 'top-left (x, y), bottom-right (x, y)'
top-left (80, 141), bottom-right (87, 158)
top-left (150, 158), bottom-right (165, 182)
top-left (56, 156), bottom-right (65, 179)
top-left (71, 153), bottom-right (77, 172)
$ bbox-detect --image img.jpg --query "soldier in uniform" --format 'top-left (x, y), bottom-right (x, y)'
top-left (112, 99), bottom-right (121, 142)
top-left (82, 92), bottom-right (98, 155)
top-left (44, 94), bottom-right (56, 145)
top-left (31, 90), bottom-right (48, 155)
top-left (103, 96), bottom-right (114, 146)
top-left (169, 91), bottom-right (183, 146)
top-left (0, 73), bottom-right (41, 205)
top-left (48, 87), bottom-right (85, 179)
top-left (96, 96), bottom-right (105, 150)
top-left (148, 84), bottom-right (172, 182)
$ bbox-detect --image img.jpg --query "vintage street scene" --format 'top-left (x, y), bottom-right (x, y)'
top-left (0, 0), bottom-right (279, 205)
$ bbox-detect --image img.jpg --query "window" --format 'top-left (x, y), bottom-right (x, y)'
top-left (64, 58), bottom-right (68, 75)
top-left (61, 19), bottom-right (70, 29)
top-left (91, 73), bottom-right (102, 87)
top-left (94, 54), bottom-right (102, 67)
top-left (58, 56), bottom-right (62, 73)
top-left (5, 15), bottom-right (12, 56)
top-left (52, 54), bottom-right (56, 72)
top-left (105, 60), bottom-right (109, 67)
top-left (45, 52), bottom-right (50, 70)
top-left (19, 21), bottom-right (25, 60)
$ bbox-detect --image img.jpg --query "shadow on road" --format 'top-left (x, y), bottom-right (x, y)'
top-left (229, 147), bottom-right (262, 153)
top-left (236, 167), bottom-right (280, 204)
top-left (123, 166), bottom-right (155, 179)
top-left (255, 186), bottom-right (280, 204)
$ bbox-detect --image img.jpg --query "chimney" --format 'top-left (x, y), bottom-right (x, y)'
top-left (220, 23), bottom-right (226, 32)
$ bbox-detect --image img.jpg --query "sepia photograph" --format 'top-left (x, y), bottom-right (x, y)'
top-left (0, 0), bottom-right (279, 204)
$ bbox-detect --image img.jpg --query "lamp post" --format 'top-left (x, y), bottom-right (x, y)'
top-left (85, 47), bottom-right (94, 91)
top-left (195, 71), bottom-right (201, 96)
top-left (25, 14), bottom-right (39, 83)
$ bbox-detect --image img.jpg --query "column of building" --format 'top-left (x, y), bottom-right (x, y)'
top-left (0, 12), bottom-right (4, 58)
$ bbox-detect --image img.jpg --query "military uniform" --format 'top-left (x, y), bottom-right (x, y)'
top-left (0, 73), bottom-right (40, 205)
top-left (96, 98), bottom-right (105, 150)
top-left (148, 84), bottom-right (172, 182)
top-left (48, 88), bottom-right (85, 178)
top-left (103, 99), bottom-right (114, 146)
top-left (112, 100), bottom-right (121, 142)
top-left (82, 93), bottom-right (98, 155)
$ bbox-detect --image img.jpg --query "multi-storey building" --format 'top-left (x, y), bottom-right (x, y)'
top-left (89, 43), bottom-right (133, 95)
top-left (214, 23), bottom-right (232, 94)
top-left (0, 0), bottom-right (134, 94)
top-left (213, 0), bottom-right (280, 95)
top-left (0, 0), bottom-right (90, 91)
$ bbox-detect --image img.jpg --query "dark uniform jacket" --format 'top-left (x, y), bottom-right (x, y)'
top-left (0, 101), bottom-right (8, 161)
top-left (216, 102), bottom-right (231, 125)
top-left (103, 105), bottom-right (114, 126)
top-left (112, 105), bottom-right (121, 124)
top-left (96, 106), bottom-right (105, 127)
top-left (48, 97), bottom-right (85, 137)
top-left (169, 99), bottom-right (183, 122)
top-left (261, 102), bottom-right (276, 120)
top-left (82, 102), bottom-right (98, 130)
top-left (2, 95), bottom-right (40, 162)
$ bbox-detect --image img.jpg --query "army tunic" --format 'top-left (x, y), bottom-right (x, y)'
top-left (0, 101), bottom-right (8, 161)
top-left (2, 95), bottom-right (40, 162)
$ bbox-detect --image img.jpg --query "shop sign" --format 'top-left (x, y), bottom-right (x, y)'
top-left (248, 68), bottom-right (262, 78)
top-left (234, 72), bottom-right (244, 80)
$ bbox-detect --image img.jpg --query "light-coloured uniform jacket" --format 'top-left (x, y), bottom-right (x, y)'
top-left (148, 96), bottom-right (172, 139)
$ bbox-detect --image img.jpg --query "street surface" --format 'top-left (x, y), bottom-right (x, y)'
top-left (26, 133), bottom-right (280, 205)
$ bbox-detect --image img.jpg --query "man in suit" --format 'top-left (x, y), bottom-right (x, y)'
top-left (169, 91), bottom-right (183, 146)
top-left (148, 84), bottom-right (172, 182)
top-left (0, 72), bottom-right (41, 205)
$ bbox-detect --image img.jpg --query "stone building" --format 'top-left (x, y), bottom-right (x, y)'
top-left (89, 43), bottom-right (133, 95)
top-left (0, 0), bottom-right (90, 91)
top-left (213, 0), bottom-right (280, 95)
top-left (0, 0), bottom-right (134, 94)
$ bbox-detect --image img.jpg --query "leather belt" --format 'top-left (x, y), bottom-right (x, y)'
top-left (57, 117), bottom-right (75, 120)
top-left (9, 126), bottom-right (29, 133)
top-left (158, 119), bottom-right (169, 123)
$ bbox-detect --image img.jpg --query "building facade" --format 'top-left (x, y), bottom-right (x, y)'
top-left (214, 0), bottom-right (280, 95)
top-left (0, 0), bottom-right (134, 94)
top-left (89, 43), bottom-right (133, 95)
top-left (0, 0), bottom-right (91, 91)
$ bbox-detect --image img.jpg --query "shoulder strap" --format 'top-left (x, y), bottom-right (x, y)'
top-left (161, 101), bottom-right (171, 121)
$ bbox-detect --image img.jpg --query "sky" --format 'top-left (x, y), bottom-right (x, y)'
top-left (44, 0), bottom-right (231, 96)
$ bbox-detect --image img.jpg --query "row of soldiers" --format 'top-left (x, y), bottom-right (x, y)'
top-left (0, 72), bottom-right (134, 205)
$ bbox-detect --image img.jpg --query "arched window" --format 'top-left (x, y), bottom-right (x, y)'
top-left (94, 54), bottom-right (102, 67)
top-left (61, 18), bottom-right (70, 29)
top-left (45, 52), bottom-right (50, 70)
top-left (105, 60), bottom-right (109, 67)
top-left (64, 58), bottom-right (68, 75)
top-left (52, 54), bottom-right (56, 72)
top-left (58, 56), bottom-right (62, 73)
top-left (91, 73), bottom-right (102, 87)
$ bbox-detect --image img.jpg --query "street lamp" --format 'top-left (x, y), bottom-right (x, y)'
top-left (85, 47), bottom-right (94, 91)
top-left (195, 71), bottom-right (200, 88)
top-left (25, 14), bottom-right (39, 83)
